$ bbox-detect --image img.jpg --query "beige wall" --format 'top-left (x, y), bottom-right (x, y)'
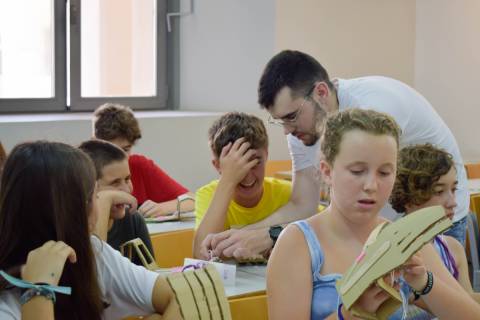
top-left (415, 0), bottom-right (480, 162)
top-left (0, 111), bottom-right (289, 191)
top-left (275, 0), bottom-right (416, 85)
top-left (276, 0), bottom-right (480, 163)
top-left (179, 0), bottom-right (275, 111)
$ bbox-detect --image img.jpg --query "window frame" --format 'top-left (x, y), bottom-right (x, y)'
top-left (0, 0), bottom-right (67, 113)
top-left (0, 0), bottom-right (168, 113)
top-left (69, 0), bottom-right (168, 111)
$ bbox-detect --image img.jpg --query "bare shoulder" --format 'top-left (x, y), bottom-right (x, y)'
top-left (443, 235), bottom-right (463, 250)
top-left (267, 221), bottom-right (314, 319)
top-left (443, 235), bottom-right (465, 262)
top-left (275, 223), bottom-right (310, 256)
top-left (268, 222), bottom-right (312, 273)
top-left (418, 240), bottom-right (461, 284)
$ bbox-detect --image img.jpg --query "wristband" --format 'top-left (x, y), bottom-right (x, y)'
top-left (0, 270), bottom-right (71, 305)
top-left (20, 287), bottom-right (56, 305)
top-left (413, 271), bottom-right (433, 301)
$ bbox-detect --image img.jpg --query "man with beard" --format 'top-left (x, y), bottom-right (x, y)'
top-left (204, 50), bottom-right (468, 261)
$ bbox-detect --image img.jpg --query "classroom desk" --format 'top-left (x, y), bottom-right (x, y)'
top-left (147, 213), bottom-right (195, 268)
top-left (226, 265), bottom-right (266, 298)
top-left (146, 216), bottom-right (268, 320)
top-left (274, 170), bottom-right (292, 181)
top-left (146, 213), bottom-right (195, 234)
top-left (154, 265), bottom-right (268, 320)
top-left (226, 265), bottom-right (268, 320)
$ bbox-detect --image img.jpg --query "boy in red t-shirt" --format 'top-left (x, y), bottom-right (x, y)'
top-left (93, 103), bottom-right (194, 216)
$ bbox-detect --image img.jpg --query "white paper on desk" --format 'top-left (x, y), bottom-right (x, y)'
top-left (183, 258), bottom-right (236, 286)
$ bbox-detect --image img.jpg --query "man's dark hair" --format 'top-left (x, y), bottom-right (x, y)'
top-left (78, 139), bottom-right (127, 179)
top-left (258, 50), bottom-right (333, 109)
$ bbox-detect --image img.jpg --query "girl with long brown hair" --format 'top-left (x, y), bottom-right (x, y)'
top-left (0, 141), bottom-right (179, 319)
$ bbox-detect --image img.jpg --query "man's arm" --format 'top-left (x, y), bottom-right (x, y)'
top-left (244, 165), bottom-right (320, 229)
top-left (210, 132), bottom-right (322, 258)
top-left (208, 166), bottom-right (320, 259)
top-left (210, 166), bottom-right (320, 258)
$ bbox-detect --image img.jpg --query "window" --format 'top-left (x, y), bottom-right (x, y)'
top-left (0, 0), bottom-right (167, 113)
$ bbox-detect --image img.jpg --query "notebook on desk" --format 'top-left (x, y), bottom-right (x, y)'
top-left (145, 211), bottom-right (195, 223)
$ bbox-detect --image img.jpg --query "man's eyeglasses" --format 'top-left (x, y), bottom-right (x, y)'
top-left (268, 84), bottom-right (315, 127)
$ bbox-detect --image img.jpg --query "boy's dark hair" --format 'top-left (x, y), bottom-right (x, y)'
top-left (258, 50), bottom-right (333, 109)
top-left (78, 139), bottom-right (127, 179)
top-left (208, 112), bottom-right (268, 158)
top-left (93, 103), bottom-right (142, 144)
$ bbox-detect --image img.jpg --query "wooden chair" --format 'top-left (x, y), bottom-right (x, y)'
top-left (151, 229), bottom-right (194, 268)
top-left (229, 294), bottom-right (268, 320)
top-left (465, 162), bottom-right (480, 179)
top-left (265, 160), bottom-right (291, 178)
top-left (471, 193), bottom-right (480, 217)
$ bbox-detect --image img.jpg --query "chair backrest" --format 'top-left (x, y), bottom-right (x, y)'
top-left (265, 160), bottom-right (292, 177)
top-left (466, 212), bottom-right (480, 291)
top-left (467, 213), bottom-right (480, 268)
top-left (470, 194), bottom-right (480, 215)
top-left (465, 162), bottom-right (480, 179)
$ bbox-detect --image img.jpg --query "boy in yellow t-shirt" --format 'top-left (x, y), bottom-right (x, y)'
top-left (193, 112), bottom-right (292, 260)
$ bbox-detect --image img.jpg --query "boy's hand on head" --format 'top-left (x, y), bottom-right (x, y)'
top-left (219, 138), bottom-right (259, 185)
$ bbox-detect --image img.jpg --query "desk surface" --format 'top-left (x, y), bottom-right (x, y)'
top-left (469, 179), bottom-right (480, 195)
top-left (225, 265), bottom-right (266, 298)
top-left (157, 264), bottom-right (266, 299)
top-left (274, 170), bottom-right (293, 181)
top-left (147, 212), bottom-right (196, 234)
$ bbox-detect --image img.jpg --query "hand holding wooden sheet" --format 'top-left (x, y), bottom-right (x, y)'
top-left (336, 206), bottom-right (452, 320)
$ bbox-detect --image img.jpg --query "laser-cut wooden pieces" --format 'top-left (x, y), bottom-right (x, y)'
top-left (336, 206), bottom-right (452, 319)
top-left (167, 264), bottom-right (232, 320)
top-left (119, 238), bottom-right (159, 271)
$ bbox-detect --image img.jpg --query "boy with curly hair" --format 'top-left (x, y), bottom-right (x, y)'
top-left (93, 103), bottom-right (194, 217)
top-left (390, 143), bottom-right (479, 304)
